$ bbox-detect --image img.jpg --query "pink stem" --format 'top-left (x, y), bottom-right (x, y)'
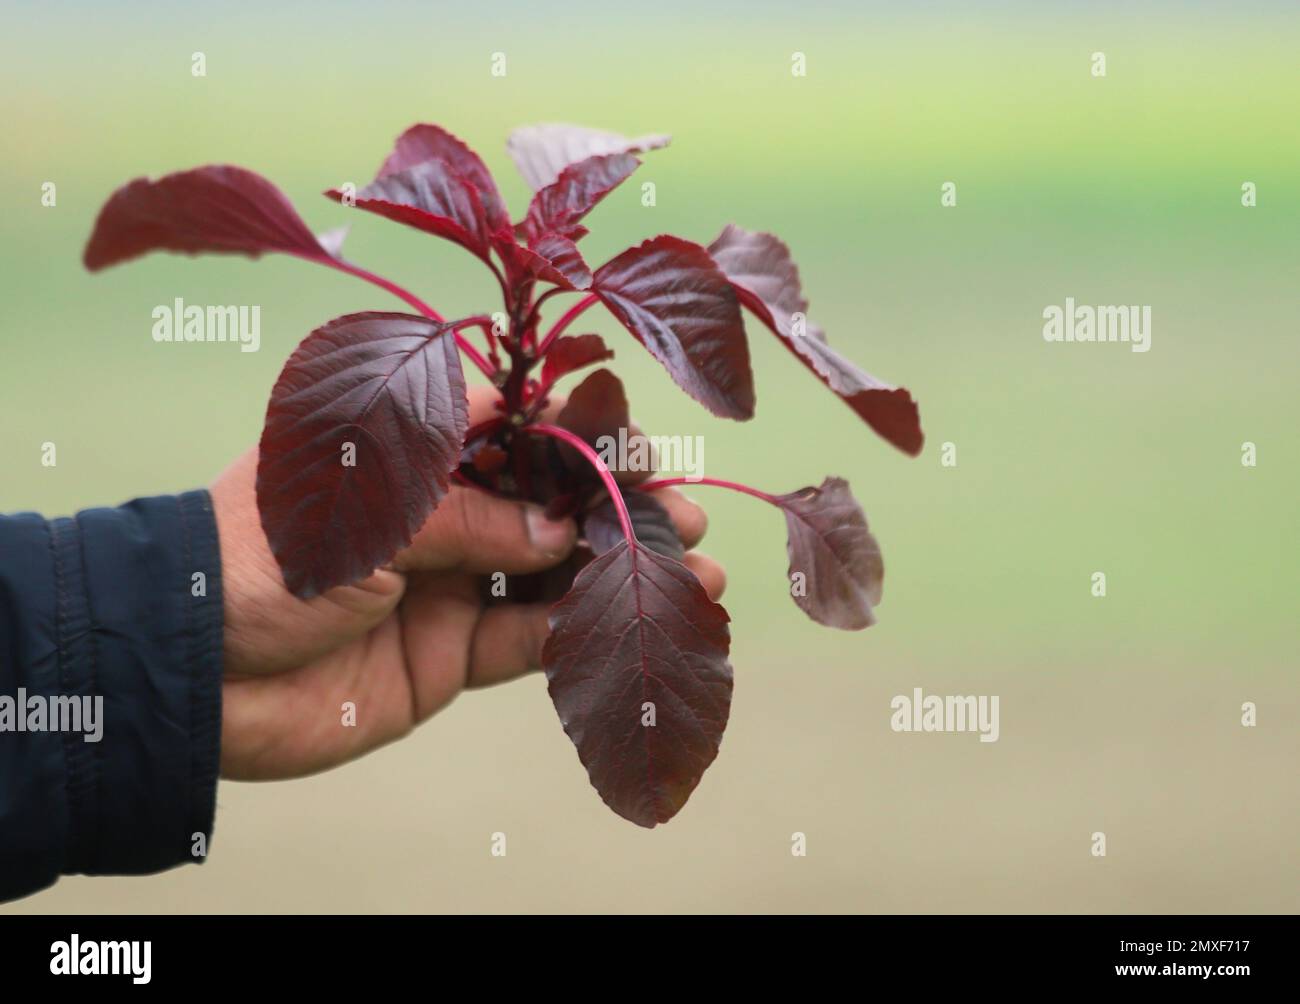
top-left (311, 255), bottom-right (496, 379)
top-left (526, 423), bottom-right (634, 543)
top-left (521, 287), bottom-right (561, 346)
top-left (464, 415), bottom-right (506, 444)
top-left (459, 315), bottom-right (500, 364)
top-left (639, 476), bottom-right (780, 507)
top-left (328, 258), bottom-right (445, 319)
top-left (453, 314), bottom-right (494, 331)
top-left (536, 294), bottom-right (599, 357)
top-left (531, 376), bottom-right (558, 407)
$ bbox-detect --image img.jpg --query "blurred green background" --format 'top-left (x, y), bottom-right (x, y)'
top-left (2, 0), bottom-right (1296, 912)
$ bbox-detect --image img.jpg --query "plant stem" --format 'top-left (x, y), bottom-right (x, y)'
top-left (487, 256), bottom-right (511, 310)
top-left (536, 293), bottom-right (599, 356)
top-left (520, 286), bottom-right (561, 340)
top-left (453, 314), bottom-right (500, 365)
top-left (320, 256), bottom-right (497, 379)
top-left (464, 415), bottom-right (507, 444)
top-left (638, 476), bottom-right (780, 507)
top-left (330, 259), bottom-right (444, 319)
top-left (453, 314), bottom-right (495, 332)
top-left (526, 423), bottom-right (634, 543)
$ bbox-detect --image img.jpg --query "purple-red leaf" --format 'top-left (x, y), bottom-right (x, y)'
top-left (707, 224), bottom-right (923, 455)
top-left (594, 236), bottom-right (755, 420)
top-left (776, 477), bottom-right (883, 630)
top-left (507, 123), bottom-right (670, 191)
top-left (584, 490), bottom-right (685, 561)
top-left (375, 123), bottom-right (509, 230)
top-left (540, 333), bottom-right (613, 386)
top-left (543, 540), bottom-right (732, 827)
top-left (257, 311), bottom-right (469, 598)
top-left (83, 165), bottom-right (327, 271)
top-left (495, 232), bottom-right (593, 291)
top-left (555, 367), bottom-right (629, 447)
top-left (554, 367), bottom-right (629, 475)
top-left (327, 162), bottom-right (492, 260)
top-left (528, 232), bottom-right (593, 288)
top-left (519, 152), bottom-right (640, 242)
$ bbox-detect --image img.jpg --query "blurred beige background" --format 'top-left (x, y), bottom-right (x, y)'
top-left (12, 662), bottom-right (1299, 913)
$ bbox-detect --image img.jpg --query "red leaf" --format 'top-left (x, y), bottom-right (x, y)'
top-left (506, 123), bottom-right (670, 191)
top-left (554, 368), bottom-right (629, 473)
top-left (529, 233), bottom-right (593, 288)
top-left (555, 368), bottom-right (629, 444)
top-left (257, 312), bottom-right (469, 598)
top-left (707, 224), bottom-right (922, 455)
top-left (776, 477), bottom-right (883, 630)
top-left (495, 232), bottom-right (592, 291)
top-left (584, 490), bottom-right (684, 562)
top-left (375, 123), bottom-right (509, 230)
top-left (593, 236), bottom-right (755, 420)
top-left (493, 239), bottom-right (556, 287)
top-left (83, 165), bottom-right (327, 271)
top-left (540, 333), bottom-right (613, 386)
top-left (327, 162), bottom-right (493, 260)
top-left (519, 153), bottom-right (640, 242)
top-left (543, 540), bottom-right (733, 826)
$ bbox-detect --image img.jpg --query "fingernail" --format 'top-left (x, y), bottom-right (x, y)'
top-left (525, 506), bottom-right (573, 557)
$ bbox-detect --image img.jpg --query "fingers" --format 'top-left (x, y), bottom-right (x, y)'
top-left (398, 574), bottom-right (480, 720)
top-left (468, 602), bottom-right (554, 687)
top-left (652, 488), bottom-right (708, 549)
top-left (446, 389), bottom-right (721, 600)
top-left (214, 446), bottom-right (411, 676)
top-left (220, 613), bottom-right (417, 780)
top-left (467, 384), bottom-right (507, 425)
top-left (458, 562), bottom-right (721, 693)
top-left (684, 552), bottom-right (726, 601)
top-left (394, 485), bottom-right (577, 575)
top-left (399, 576), bottom-right (551, 720)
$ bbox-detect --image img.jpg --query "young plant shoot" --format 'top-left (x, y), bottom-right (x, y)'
top-left (83, 122), bottom-right (923, 826)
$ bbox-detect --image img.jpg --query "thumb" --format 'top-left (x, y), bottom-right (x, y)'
top-left (393, 485), bottom-right (578, 575)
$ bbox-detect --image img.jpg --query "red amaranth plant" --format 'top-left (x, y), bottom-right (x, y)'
top-left (83, 122), bottom-right (922, 826)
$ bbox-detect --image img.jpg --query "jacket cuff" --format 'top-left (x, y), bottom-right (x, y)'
top-left (52, 490), bottom-right (223, 877)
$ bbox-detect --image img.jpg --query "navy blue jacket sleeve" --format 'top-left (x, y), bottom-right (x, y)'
top-left (0, 490), bottom-right (222, 902)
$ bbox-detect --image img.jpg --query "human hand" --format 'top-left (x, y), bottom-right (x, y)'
top-left (212, 386), bottom-right (725, 780)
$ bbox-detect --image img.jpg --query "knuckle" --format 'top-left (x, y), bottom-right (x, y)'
top-left (449, 489), bottom-right (488, 548)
